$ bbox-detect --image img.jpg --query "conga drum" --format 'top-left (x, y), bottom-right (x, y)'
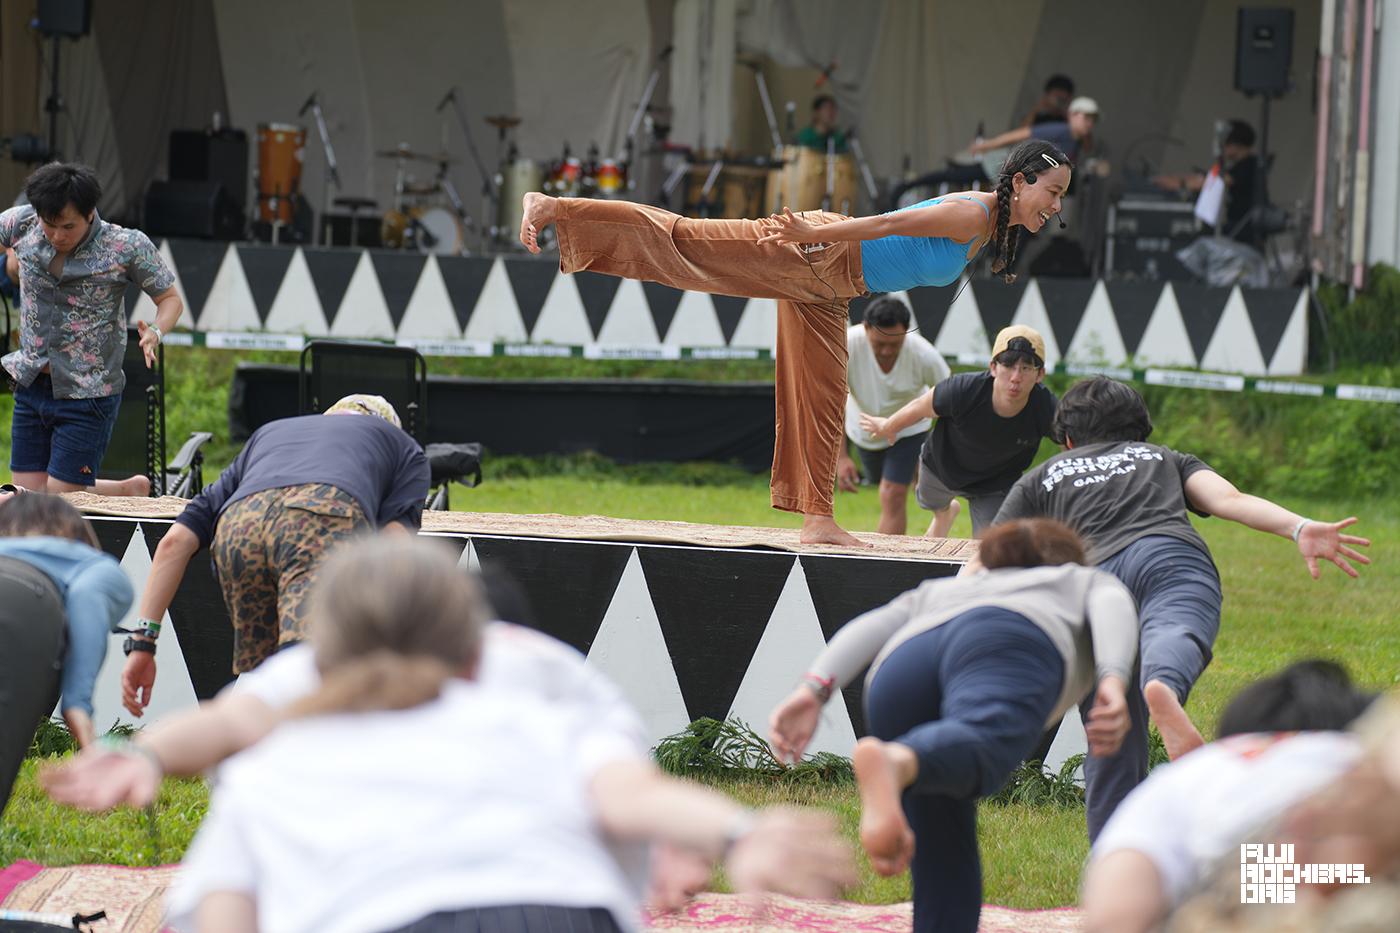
top-left (783, 147), bottom-right (859, 214)
top-left (497, 157), bottom-right (544, 238)
top-left (256, 123), bottom-right (307, 224)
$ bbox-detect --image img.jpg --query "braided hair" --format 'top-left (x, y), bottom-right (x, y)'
top-left (987, 140), bottom-right (1073, 283)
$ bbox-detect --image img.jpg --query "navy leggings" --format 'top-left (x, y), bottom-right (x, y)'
top-left (1082, 536), bottom-right (1222, 841)
top-left (864, 607), bottom-right (1065, 933)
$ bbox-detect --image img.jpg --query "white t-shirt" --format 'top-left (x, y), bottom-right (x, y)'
top-left (230, 623), bottom-right (647, 752)
top-left (844, 325), bottom-right (950, 450)
top-left (1090, 732), bottom-right (1363, 907)
top-left (167, 682), bottom-right (645, 933)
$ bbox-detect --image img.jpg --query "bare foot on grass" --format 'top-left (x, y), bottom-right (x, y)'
top-left (520, 192), bottom-right (556, 254)
top-left (800, 514), bottom-right (868, 547)
top-left (852, 738), bottom-right (916, 876)
top-left (1145, 679), bottom-right (1204, 760)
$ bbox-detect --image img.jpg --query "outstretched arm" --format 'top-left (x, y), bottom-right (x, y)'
top-left (972, 126), bottom-right (1032, 153)
top-left (758, 198), bottom-right (987, 246)
top-left (859, 388), bottom-right (935, 446)
top-left (1183, 470), bottom-right (1371, 579)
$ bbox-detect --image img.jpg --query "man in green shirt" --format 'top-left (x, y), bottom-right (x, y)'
top-left (795, 95), bottom-right (847, 153)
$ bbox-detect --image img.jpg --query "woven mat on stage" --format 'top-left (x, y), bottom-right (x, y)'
top-left (66, 494), bottom-right (975, 562)
top-left (1, 862), bottom-right (1081, 933)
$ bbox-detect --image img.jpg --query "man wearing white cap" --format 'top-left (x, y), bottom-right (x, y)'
top-left (118, 395), bottom-right (429, 716)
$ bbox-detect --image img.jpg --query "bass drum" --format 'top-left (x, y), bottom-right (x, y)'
top-left (382, 206), bottom-right (466, 254)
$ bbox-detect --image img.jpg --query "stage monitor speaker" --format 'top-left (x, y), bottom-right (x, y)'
top-left (1235, 8), bottom-right (1294, 96)
top-left (144, 180), bottom-right (243, 240)
top-left (36, 0), bottom-right (92, 37)
top-left (170, 130), bottom-right (250, 210)
top-left (323, 213), bottom-right (384, 249)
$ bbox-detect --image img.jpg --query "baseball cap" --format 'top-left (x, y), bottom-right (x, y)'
top-left (1069, 96), bottom-right (1099, 116)
top-left (324, 393), bottom-right (402, 428)
top-left (991, 325), bottom-right (1046, 368)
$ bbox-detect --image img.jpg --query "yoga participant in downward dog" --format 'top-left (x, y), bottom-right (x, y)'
top-left (768, 519), bottom-right (1136, 933)
top-left (520, 140), bottom-right (1070, 546)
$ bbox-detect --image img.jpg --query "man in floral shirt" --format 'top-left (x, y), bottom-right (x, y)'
top-left (0, 163), bottom-right (183, 494)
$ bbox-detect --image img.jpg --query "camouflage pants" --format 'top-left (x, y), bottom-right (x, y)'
top-left (212, 484), bottom-right (370, 673)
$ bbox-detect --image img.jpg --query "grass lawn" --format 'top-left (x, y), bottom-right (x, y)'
top-left (4, 480), bottom-right (1393, 908)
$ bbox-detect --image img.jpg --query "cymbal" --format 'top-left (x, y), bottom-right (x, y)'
top-left (485, 114), bottom-right (522, 129)
top-left (375, 145), bottom-right (456, 164)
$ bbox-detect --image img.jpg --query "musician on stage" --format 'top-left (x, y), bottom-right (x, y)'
top-left (519, 140), bottom-right (1071, 546)
top-left (795, 95), bottom-right (848, 154)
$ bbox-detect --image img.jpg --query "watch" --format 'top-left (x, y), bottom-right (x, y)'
top-left (122, 636), bottom-right (156, 657)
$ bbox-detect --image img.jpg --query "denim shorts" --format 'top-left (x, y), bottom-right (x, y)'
top-left (852, 433), bottom-right (923, 486)
top-left (9, 374), bottom-right (122, 486)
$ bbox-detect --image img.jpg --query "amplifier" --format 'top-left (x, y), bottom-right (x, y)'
top-left (1105, 199), bottom-right (1199, 281)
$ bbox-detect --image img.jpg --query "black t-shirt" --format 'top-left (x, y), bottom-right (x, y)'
top-left (920, 371), bottom-right (1057, 495)
top-left (994, 441), bottom-right (1215, 564)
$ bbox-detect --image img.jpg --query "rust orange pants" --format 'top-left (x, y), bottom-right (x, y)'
top-left (555, 198), bottom-right (865, 516)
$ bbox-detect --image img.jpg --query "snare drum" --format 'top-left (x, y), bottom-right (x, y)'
top-left (255, 122), bottom-right (307, 224)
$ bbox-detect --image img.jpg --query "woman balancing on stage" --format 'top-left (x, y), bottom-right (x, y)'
top-left (520, 140), bottom-right (1071, 546)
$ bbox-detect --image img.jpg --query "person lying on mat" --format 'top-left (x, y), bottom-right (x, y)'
top-left (47, 566), bottom-right (712, 912)
top-left (0, 494), bottom-right (132, 815)
top-left (768, 518), bottom-right (1138, 933)
top-left (1081, 660), bottom-right (1376, 933)
top-left (160, 537), bottom-right (854, 933)
top-left (118, 393), bottom-right (429, 719)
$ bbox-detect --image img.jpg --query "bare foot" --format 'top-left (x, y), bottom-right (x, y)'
top-left (519, 192), bottom-right (556, 254)
top-left (92, 474), bottom-right (151, 497)
top-left (853, 738), bottom-right (916, 876)
top-left (926, 499), bottom-right (961, 538)
top-left (1145, 679), bottom-right (1204, 760)
top-left (799, 514), bottom-right (868, 547)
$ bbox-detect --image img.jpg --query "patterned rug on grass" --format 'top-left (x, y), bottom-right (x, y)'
top-left (1, 862), bottom-right (1083, 932)
top-left (0, 861), bottom-right (178, 932)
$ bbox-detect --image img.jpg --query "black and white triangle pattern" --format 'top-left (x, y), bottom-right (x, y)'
top-left (127, 240), bottom-right (1309, 374)
top-left (88, 517), bottom-right (1089, 769)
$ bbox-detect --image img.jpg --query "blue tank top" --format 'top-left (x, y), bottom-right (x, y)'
top-left (859, 195), bottom-right (991, 292)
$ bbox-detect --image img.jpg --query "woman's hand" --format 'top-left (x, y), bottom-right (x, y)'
top-left (725, 808), bottom-right (857, 899)
top-left (858, 413), bottom-right (898, 446)
top-left (757, 208), bottom-right (823, 245)
top-left (768, 687), bottom-right (822, 764)
top-left (1085, 676), bottom-right (1130, 757)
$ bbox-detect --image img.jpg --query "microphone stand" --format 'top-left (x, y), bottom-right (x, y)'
top-left (304, 95), bottom-right (342, 246)
top-left (440, 88), bottom-right (499, 249)
top-left (847, 127), bottom-right (880, 209)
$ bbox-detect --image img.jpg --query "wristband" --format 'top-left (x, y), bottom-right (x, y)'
top-left (801, 672), bottom-right (835, 704)
top-left (137, 617), bottom-right (162, 640)
top-left (150, 324), bottom-right (163, 344)
top-left (721, 809), bottom-right (758, 859)
top-left (1291, 519), bottom-right (1312, 544)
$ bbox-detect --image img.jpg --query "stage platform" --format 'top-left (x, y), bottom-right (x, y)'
top-left (73, 494), bottom-right (1085, 769)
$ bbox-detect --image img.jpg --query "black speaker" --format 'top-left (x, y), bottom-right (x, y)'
top-left (170, 130), bottom-right (250, 210)
top-left (1235, 8), bottom-right (1294, 96)
top-left (323, 213), bottom-right (384, 248)
top-left (144, 180), bottom-right (243, 240)
top-left (36, 0), bottom-right (92, 37)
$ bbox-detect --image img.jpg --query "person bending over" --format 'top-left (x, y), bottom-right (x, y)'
top-left (769, 518), bottom-right (1137, 933)
top-left (163, 537), bottom-right (855, 933)
top-left (0, 162), bottom-right (182, 497)
top-left (992, 377), bottom-right (1371, 840)
top-left (837, 295), bottom-right (950, 535)
top-left (519, 140), bottom-right (1070, 547)
top-left (861, 325), bottom-right (1056, 538)
top-left (1082, 660), bottom-right (1376, 933)
top-left (0, 494), bottom-right (132, 814)
top-left (119, 394), bottom-right (429, 715)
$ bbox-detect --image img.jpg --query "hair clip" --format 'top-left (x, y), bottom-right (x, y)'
top-left (1040, 153), bottom-right (1059, 168)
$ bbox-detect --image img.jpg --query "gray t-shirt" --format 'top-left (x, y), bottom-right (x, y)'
top-left (995, 441), bottom-right (1214, 564)
top-left (808, 563), bottom-right (1138, 729)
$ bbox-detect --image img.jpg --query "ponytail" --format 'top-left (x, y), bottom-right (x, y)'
top-left (283, 652), bottom-right (458, 720)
